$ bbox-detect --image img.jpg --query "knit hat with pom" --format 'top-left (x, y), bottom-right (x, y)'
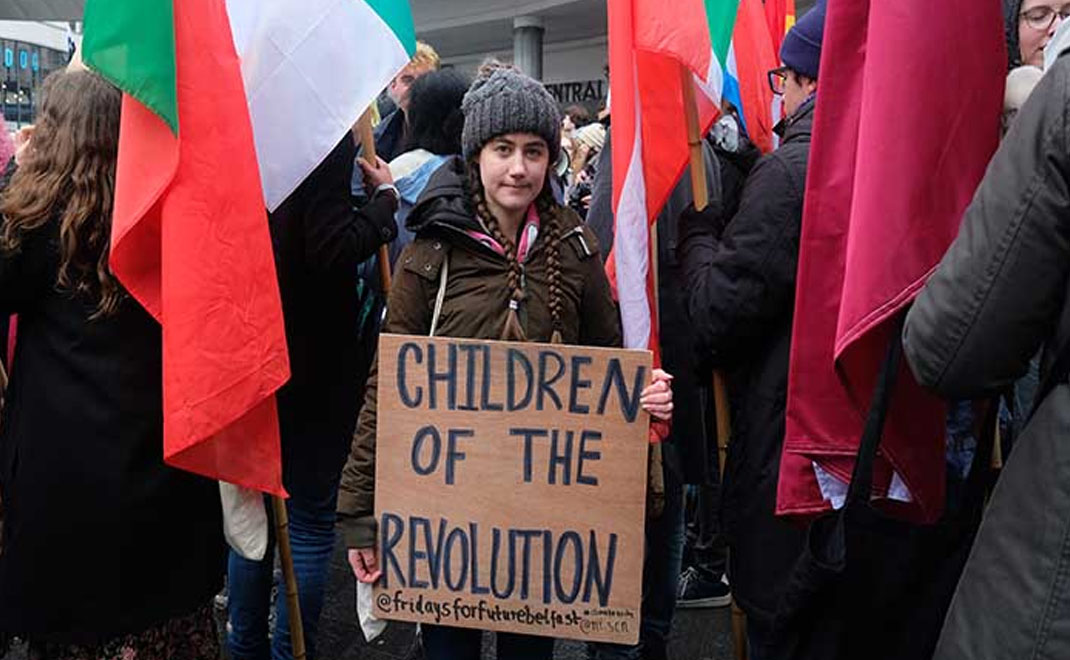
top-left (461, 67), bottom-right (562, 162)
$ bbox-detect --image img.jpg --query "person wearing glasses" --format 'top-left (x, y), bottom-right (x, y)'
top-left (675, 2), bottom-right (825, 658)
top-left (1008, 0), bottom-right (1070, 68)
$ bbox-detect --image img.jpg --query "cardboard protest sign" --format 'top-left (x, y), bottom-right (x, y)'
top-left (373, 334), bottom-right (652, 644)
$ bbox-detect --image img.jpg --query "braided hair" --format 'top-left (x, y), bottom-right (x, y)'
top-left (466, 161), bottom-right (565, 344)
top-left (536, 191), bottom-right (565, 345)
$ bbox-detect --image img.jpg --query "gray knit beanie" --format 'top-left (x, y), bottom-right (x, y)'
top-left (461, 68), bottom-right (562, 162)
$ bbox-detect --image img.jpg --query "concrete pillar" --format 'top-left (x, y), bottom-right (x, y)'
top-left (513, 16), bottom-right (545, 80)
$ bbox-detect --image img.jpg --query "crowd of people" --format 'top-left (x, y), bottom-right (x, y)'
top-left (2, 0), bottom-right (1070, 659)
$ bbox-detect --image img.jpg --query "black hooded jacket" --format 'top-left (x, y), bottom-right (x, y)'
top-left (679, 99), bottom-right (815, 622)
top-left (268, 136), bottom-right (397, 495)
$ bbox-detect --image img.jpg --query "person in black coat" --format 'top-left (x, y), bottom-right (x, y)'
top-left (678, 4), bottom-right (824, 656)
top-left (0, 70), bottom-right (225, 658)
top-left (675, 108), bottom-right (760, 611)
top-left (225, 135), bottom-right (398, 659)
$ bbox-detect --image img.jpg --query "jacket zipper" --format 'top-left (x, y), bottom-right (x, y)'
top-left (524, 225), bottom-right (587, 262)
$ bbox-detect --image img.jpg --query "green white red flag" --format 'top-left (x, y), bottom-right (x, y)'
top-left (226, 0), bottom-right (416, 210)
top-left (82, 0), bottom-right (415, 494)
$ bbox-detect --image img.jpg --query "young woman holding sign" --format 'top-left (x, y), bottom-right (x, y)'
top-left (337, 66), bottom-right (673, 660)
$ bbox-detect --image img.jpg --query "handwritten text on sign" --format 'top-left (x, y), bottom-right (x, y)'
top-left (374, 334), bottom-right (652, 644)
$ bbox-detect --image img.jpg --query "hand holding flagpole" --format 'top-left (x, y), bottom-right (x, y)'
top-left (355, 107), bottom-right (395, 295)
top-left (678, 64), bottom-right (733, 484)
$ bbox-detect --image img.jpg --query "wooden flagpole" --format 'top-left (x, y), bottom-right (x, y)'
top-left (271, 495), bottom-right (307, 660)
top-left (264, 106), bottom-right (389, 660)
top-left (649, 225), bottom-right (666, 518)
top-left (356, 107), bottom-right (394, 295)
top-left (680, 62), bottom-right (747, 660)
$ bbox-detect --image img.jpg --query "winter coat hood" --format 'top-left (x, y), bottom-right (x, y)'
top-left (392, 150), bottom-right (448, 205)
top-left (407, 155), bottom-right (483, 236)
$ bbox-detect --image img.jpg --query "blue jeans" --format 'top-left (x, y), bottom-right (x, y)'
top-left (588, 462), bottom-right (686, 660)
top-left (227, 490), bottom-right (338, 660)
top-left (422, 625), bottom-right (555, 660)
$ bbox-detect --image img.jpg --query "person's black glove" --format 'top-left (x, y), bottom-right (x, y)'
top-left (677, 200), bottom-right (730, 376)
top-left (364, 192), bottom-right (399, 246)
top-left (678, 201), bottom-right (727, 243)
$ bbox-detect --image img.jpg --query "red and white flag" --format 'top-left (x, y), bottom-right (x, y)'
top-left (607, 0), bottom-right (778, 355)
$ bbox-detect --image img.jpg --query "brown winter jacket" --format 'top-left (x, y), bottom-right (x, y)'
top-left (337, 157), bottom-right (622, 547)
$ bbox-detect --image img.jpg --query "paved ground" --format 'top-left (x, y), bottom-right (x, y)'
top-left (2, 535), bottom-right (733, 660)
top-left (316, 535), bottom-right (734, 660)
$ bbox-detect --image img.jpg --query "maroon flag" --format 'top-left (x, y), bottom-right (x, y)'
top-left (777, 0), bottom-right (1005, 523)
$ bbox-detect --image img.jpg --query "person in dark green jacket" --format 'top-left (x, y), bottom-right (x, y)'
top-left (905, 48), bottom-right (1070, 660)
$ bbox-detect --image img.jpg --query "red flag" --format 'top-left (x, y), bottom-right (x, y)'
top-left (107, 0), bottom-right (290, 495)
top-left (607, 0), bottom-right (723, 445)
top-left (606, 0), bottom-right (719, 358)
top-left (777, 0), bottom-right (1004, 522)
top-left (765, 0), bottom-right (796, 54)
top-left (731, 0), bottom-right (780, 154)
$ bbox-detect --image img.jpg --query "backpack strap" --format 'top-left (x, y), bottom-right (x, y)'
top-left (845, 316), bottom-right (905, 506)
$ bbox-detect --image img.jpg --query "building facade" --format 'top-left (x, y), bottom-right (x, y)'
top-left (0, 20), bottom-right (71, 127)
top-left (0, 1), bottom-right (820, 122)
top-left (413, 0), bottom-right (609, 111)
top-left (416, 0), bottom-right (817, 112)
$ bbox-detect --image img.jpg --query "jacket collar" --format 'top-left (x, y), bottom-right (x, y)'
top-left (774, 96), bottom-right (815, 144)
top-left (407, 156), bottom-right (544, 259)
top-left (408, 155), bottom-right (586, 262)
